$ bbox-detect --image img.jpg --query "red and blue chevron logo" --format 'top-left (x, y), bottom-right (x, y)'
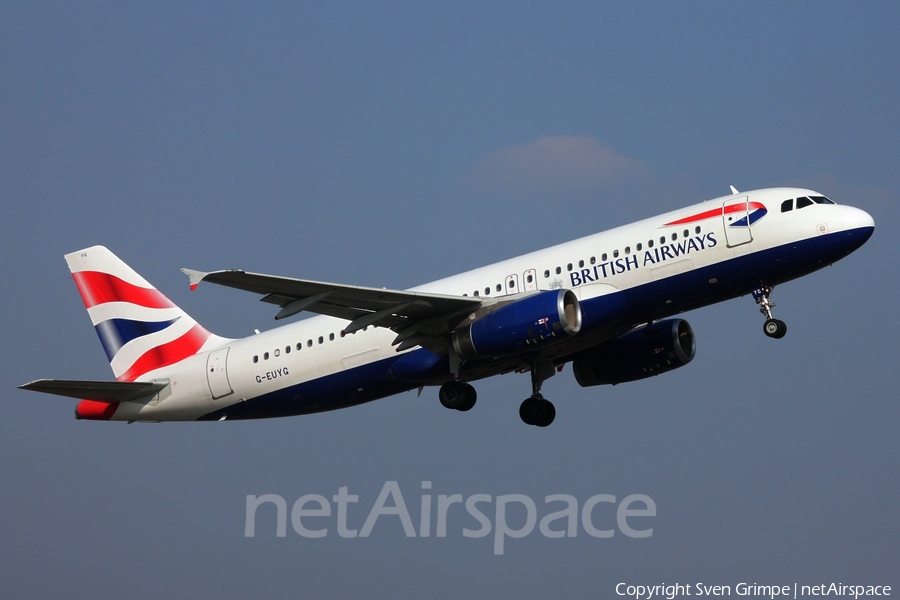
top-left (664, 202), bottom-right (767, 228)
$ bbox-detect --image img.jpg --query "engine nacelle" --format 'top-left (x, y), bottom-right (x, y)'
top-left (572, 319), bottom-right (695, 387)
top-left (452, 289), bottom-right (582, 360)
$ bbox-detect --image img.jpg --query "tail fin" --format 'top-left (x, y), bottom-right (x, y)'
top-left (65, 246), bottom-right (231, 382)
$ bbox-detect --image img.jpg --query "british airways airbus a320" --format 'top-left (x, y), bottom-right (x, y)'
top-left (20, 188), bottom-right (874, 427)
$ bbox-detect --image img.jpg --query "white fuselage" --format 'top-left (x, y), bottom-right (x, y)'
top-left (111, 188), bottom-right (874, 421)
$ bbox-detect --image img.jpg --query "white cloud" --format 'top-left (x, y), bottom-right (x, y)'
top-left (466, 135), bottom-right (649, 197)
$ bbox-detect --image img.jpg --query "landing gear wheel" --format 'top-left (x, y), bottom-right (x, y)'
top-left (519, 397), bottom-right (540, 425)
top-left (456, 385), bottom-right (477, 412)
top-left (519, 396), bottom-right (556, 427)
top-left (535, 400), bottom-right (556, 427)
top-left (763, 318), bottom-right (787, 339)
top-left (439, 381), bottom-right (465, 409)
top-left (439, 381), bottom-right (477, 411)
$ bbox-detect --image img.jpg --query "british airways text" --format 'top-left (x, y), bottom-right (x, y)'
top-left (570, 233), bottom-right (717, 287)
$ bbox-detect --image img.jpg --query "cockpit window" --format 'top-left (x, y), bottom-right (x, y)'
top-left (796, 196), bottom-right (814, 209)
top-left (810, 195), bottom-right (835, 205)
top-left (781, 199), bottom-right (793, 213)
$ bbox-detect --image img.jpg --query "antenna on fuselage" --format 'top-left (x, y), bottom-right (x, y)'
top-left (730, 185), bottom-right (739, 194)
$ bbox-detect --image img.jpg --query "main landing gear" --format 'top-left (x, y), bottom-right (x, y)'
top-left (437, 361), bottom-right (558, 427)
top-left (752, 285), bottom-right (787, 339)
top-left (438, 380), bottom-right (477, 412)
top-left (519, 362), bottom-right (556, 428)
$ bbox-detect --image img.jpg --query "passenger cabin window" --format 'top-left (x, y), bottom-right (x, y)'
top-left (253, 355), bottom-right (258, 363)
top-left (613, 250), bottom-right (619, 258)
top-left (264, 352), bottom-right (269, 360)
top-left (496, 283), bottom-right (502, 292)
top-left (285, 346), bottom-right (291, 354)
top-left (683, 229), bottom-right (689, 238)
top-left (602, 253), bottom-right (608, 261)
top-left (329, 333), bottom-right (335, 341)
top-left (578, 260), bottom-right (584, 268)
top-left (307, 339), bottom-right (312, 347)
top-left (781, 199), bottom-right (793, 212)
top-left (590, 256), bottom-right (596, 265)
top-left (636, 243), bottom-right (642, 251)
top-left (555, 267), bottom-right (561, 275)
top-left (695, 226), bottom-right (701, 234)
top-left (274, 349), bottom-right (280, 357)
top-left (474, 290), bottom-right (479, 297)
top-left (567, 263), bottom-right (573, 272)
top-left (624, 247), bottom-right (630, 255)
top-left (544, 270), bottom-right (550, 278)
top-left (797, 196), bottom-right (814, 209)
top-left (648, 239), bottom-right (654, 248)
top-left (660, 236), bottom-right (666, 244)
top-left (296, 343), bottom-right (302, 351)
top-left (318, 336), bottom-right (323, 344)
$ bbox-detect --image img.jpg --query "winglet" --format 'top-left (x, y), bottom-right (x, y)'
top-left (181, 268), bottom-right (208, 291)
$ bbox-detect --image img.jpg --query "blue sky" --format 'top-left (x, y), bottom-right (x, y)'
top-left (2, 3), bottom-right (897, 598)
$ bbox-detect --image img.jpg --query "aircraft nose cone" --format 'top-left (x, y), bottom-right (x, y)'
top-left (842, 206), bottom-right (875, 232)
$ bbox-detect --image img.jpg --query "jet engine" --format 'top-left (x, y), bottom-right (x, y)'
top-left (572, 319), bottom-right (695, 386)
top-left (452, 289), bottom-right (582, 360)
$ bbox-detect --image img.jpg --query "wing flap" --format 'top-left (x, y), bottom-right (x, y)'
top-left (19, 379), bottom-right (168, 403)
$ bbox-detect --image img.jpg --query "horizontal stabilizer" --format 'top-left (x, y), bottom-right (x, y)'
top-left (18, 379), bottom-right (168, 402)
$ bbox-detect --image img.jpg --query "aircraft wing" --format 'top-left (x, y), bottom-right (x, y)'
top-left (181, 268), bottom-right (487, 352)
top-left (18, 379), bottom-right (168, 402)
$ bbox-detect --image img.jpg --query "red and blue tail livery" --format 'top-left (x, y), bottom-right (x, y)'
top-left (66, 247), bottom-right (230, 383)
top-left (21, 188), bottom-right (873, 426)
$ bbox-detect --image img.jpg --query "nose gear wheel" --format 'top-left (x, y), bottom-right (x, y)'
top-left (752, 286), bottom-right (787, 339)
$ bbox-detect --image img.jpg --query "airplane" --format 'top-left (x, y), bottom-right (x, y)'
top-left (19, 187), bottom-right (874, 427)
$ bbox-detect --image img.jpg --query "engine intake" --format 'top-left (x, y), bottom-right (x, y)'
top-left (573, 319), bottom-right (695, 386)
top-left (453, 289), bottom-right (582, 360)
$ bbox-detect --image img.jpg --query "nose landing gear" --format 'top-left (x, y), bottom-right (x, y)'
top-left (753, 286), bottom-right (787, 339)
